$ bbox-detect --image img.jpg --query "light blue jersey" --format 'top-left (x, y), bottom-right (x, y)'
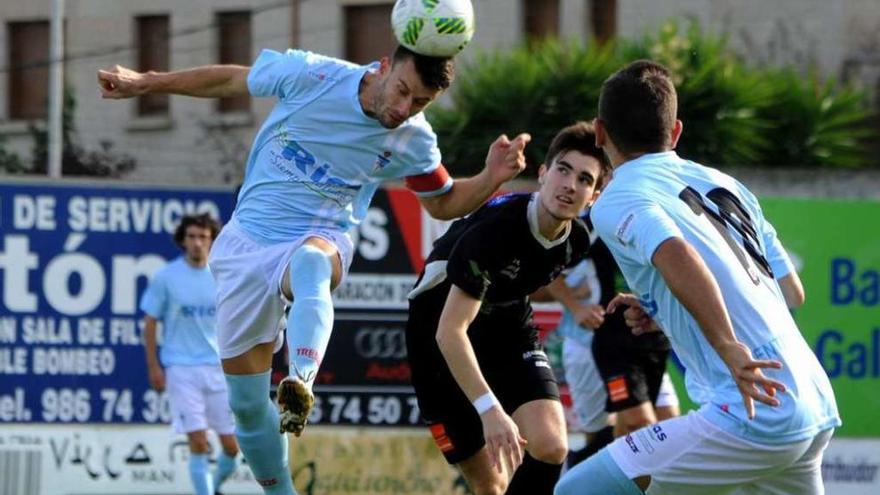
top-left (235, 49), bottom-right (450, 244)
top-left (555, 258), bottom-right (601, 348)
top-left (591, 151), bottom-right (840, 444)
top-left (140, 257), bottom-right (219, 367)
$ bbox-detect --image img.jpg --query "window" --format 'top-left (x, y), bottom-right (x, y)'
top-left (523, 0), bottom-right (559, 41)
top-left (217, 11), bottom-right (251, 113)
top-left (8, 21), bottom-right (50, 120)
top-left (345, 4), bottom-right (395, 65)
top-left (136, 15), bottom-right (169, 116)
top-left (590, 0), bottom-right (617, 45)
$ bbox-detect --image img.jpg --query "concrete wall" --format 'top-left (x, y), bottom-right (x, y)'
top-left (0, 0), bottom-right (878, 186)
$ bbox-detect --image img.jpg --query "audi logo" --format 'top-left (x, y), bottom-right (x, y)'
top-left (353, 327), bottom-right (408, 359)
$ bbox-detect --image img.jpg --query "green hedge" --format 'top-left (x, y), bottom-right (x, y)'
top-left (430, 20), bottom-right (875, 176)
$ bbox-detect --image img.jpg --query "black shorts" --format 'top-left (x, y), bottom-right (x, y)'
top-left (591, 310), bottom-right (671, 413)
top-left (406, 288), bottom-right (559, 464)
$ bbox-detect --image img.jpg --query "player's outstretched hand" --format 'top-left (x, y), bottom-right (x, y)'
top-left (573, 303), bottom-right (605, 329)
top-left (716, 341), bottom-right (786, 419)
top-left (98, 65), bottom-right (146, 99)
top-left (484, 133), bottom-right (531, 186)
top-left (606, 293), bottom-right (660, 335)
top-left (480, 406), bottom-right (527, 474)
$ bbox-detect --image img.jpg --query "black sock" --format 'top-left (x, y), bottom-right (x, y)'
top-left (505, 452), bottom-right (563, 495)
top-left (582, 425), bottom-right (615, 460)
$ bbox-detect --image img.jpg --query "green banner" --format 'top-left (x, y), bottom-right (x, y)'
top-left (762, 197), bottom-right (879, 437)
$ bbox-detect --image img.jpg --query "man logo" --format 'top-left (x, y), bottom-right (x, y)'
top-left (353, 327), bottom-right (408, 359)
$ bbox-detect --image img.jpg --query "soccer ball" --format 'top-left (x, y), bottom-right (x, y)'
top-left (391, 0), bottom-right (475, 57)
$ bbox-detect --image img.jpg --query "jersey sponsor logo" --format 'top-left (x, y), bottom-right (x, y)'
top-left (430, 423), bottom-right (455, 453)
top-left (178, 305), bottom-right (216, 318)
top-left (500, 258), bottom-right (520, 279)
top-left (372, 151), bottom-right (392, 172)
top-left (615, 212), bottom-right (636, 245)
top-left (608, 375), bottom-right (630, 403)
top-left (269, 136), bottom-right (361, 206)
top-left (522, 349), bottom-right (548, 361)
top-left (486, 193), bottom-right (518, 207)
top-left (523, 349), bottom-right (551, 369)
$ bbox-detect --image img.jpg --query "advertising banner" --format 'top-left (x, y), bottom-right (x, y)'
top-left (0, 182), bottom-right (435, 428)
top-left (0, 424), bottom-right (467, 495)
top-left (0, 182), bottom-right (235, 425)
top-left (759, 198), bottom-right (879, 438)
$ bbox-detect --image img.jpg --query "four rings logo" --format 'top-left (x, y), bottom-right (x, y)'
top-left (353, 327), bottom-right (408, 359)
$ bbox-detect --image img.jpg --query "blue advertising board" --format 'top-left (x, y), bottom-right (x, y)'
top-left (0, 182), bottom-right (235, 424)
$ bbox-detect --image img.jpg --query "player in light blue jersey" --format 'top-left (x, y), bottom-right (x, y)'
top-left (141, 214), bottom-right (240, 495)
top-left (101, 45), bottom-right (529, 495)
top-left (555, 61), bottom-right (840, 495)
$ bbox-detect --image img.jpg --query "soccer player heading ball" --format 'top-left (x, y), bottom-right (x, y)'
top-left (392, 0), bottom-right (476, 57)
top-left (98, 0), bottom-right (527, 491)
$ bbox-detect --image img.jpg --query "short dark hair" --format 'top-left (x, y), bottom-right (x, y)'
top-left (546, 121), bottom-right (611, 185)
top-left (173, 213), bottom-right (221, 248)
top-left (598, 60), bottom-right (678, 154)
top-left (392, 45), bottom-right (455, 91)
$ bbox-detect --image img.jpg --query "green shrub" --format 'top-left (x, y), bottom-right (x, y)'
top-left (429, 19), bottom-right (874, 176)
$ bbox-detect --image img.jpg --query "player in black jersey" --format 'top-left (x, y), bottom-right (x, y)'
top-left (585, 228), bottom-right (680, 438)
top-left (406, 122), bottom-right (610, 495)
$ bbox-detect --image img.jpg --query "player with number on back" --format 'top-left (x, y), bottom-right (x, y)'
top-left (554, 60), bottom-right (840, 495)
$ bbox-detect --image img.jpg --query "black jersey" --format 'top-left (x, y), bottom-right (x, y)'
top-left (410, 193), bottom-right (591, 310)
top-left (583, 210), bottom-right (672, 352)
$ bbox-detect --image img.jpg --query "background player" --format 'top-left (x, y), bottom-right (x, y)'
top-left (141, 213), bottom-right (240, 495)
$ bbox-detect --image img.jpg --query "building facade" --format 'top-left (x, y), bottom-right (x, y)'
top-left (0, 0), bottom-right (878, 185)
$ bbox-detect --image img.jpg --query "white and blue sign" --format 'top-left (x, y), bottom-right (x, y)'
top-left (0, 182), bottom-right (235, 424)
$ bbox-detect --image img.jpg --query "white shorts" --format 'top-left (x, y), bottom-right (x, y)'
top-left (166, 365), bottom-right (236, 435)
top-left (608, 410), bottom-right (834, 495)
top-left (654, 372), bottom-right (679, 409)
top-left (562, 338), bottom-right (609, 433)
top-left (562, 339), bottom-right (679, 432)
top-left (208, 218), bottom-right (354, 359)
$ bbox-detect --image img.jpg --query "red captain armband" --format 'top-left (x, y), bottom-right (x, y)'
top-left (405, 164), bottom-right (452, 196)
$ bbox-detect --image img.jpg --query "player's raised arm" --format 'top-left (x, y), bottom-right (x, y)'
top-left (98, 64), bottom-right (250, 99)
top-left (651, 236), bottom-right (787, 419)
top-left (418, 133), bottom-right (531, 219)
top-left (435, 285), bottom-right (526, 473)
